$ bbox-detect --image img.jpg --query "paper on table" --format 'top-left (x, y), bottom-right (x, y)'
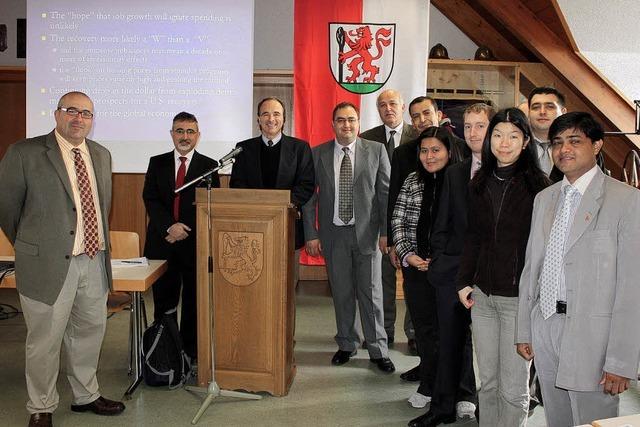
top-left (111, 257), bottom-right (149, 267)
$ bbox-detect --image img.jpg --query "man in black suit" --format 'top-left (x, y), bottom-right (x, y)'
top-left (418, 103), bottom-right (494, 425)
top-left (360, 89), bottom-right (417, 347)
top-left (230, 97), bottom-right (315, 251)
top-left (143, 112), bottom-right (219, 361)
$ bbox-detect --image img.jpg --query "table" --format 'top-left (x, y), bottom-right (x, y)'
top-left (0, 255), bottom-right (167, 398)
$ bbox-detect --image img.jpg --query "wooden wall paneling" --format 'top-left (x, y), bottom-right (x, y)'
top-left (0, 67), bottom-right (26, 159)
top-left (109, 174), bottom-right (147, 250)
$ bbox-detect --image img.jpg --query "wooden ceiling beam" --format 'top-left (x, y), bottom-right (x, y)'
top-left (476, 0), bottom-right (640, 152)
top-left (431, 0), bottom-right (529, 62)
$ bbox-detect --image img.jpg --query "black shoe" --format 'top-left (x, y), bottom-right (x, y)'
top-left (408, 338), bottom-right (418, 355)
top-left (400, 365), bottom-right (420, 382)
top-left (28, 413), bottom-right (52, 427)
top-left (71, 396), bottom-right (125, 416)
top-left (370, 357), bottom-right (395, 373)
top-left (331, 349), bottom-right (356, 365)
top-left (408, 410), bottom-right (456, 427)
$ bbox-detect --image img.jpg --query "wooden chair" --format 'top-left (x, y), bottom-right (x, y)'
top-left (0, 229), bottom-right (14, 256)
top-left (109, 230), bottom-right (148, 374)
top-left (108, 231), bottom-right (142, 313)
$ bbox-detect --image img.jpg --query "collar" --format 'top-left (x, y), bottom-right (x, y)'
top-left (55, 129), bottom-right (88, 154)
top-left (261, 133), bottom-right (282, 146)
top-left (174, 149), bottom-right (195, 163)
top-left (532, 134), bottom-right (549, 146)
top-left (384, 122), bottom-right (404, 135)
top-left (334, 138), bottom-right (356, 154)
top-left (561, 164), bottom-right (599, 195)
top-left (471, 152), bottom-right (482, 164)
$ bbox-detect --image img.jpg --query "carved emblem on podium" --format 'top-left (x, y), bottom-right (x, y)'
top-left (218, 232), bottom-right (264, 286)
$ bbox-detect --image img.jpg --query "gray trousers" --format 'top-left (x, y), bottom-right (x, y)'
top-left (531, 305), bottom-right (619, 427)
top-left (324, 226), bottom-right (388, 359)
top-left (381, 253), bottom-right (414, 340)
top-left (472, 288), bottom-right (530, 427)
top-left (19, 252), bottom-right (109, 414)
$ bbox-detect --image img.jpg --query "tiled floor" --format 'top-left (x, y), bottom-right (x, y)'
top-left (0, 283), bottom-right (638, 426)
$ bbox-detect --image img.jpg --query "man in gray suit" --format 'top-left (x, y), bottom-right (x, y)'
top-left (516, 112), bottom-right (640, 426)
top-left (0, 92), bottom-right (124, 427)
top-left (360, 89), bottom-right (417, 348)
top-left (303, 101), bottom-right (395, 372)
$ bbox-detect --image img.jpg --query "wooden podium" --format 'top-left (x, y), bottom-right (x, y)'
top-left (195, 188), bottom-right (296, 396)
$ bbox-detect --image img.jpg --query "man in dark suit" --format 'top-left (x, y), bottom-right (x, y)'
top-left (143, 112), bottom-right (219, 361)
top-left (0, 92), bottom-right (124, 427)
top-left (303, 102), bottom-right (394, 373)
top-left (230, 97), bottom-right (315, 250)
top-left (360, 89), bottom-right (417, 348)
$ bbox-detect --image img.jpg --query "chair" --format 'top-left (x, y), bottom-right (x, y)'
top-left (109, 231), bottom-right (149, 374)
top-left (0, 229), bottom-right (15, 256)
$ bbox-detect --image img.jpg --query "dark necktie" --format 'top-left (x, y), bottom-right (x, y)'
top-left (267, 140), bottom-right (274, 147)
top-left (72, 148), bottom-right (99, 258)
top-left (173, 156), bottom-right (187, 221)
top-left (338, 147), bottom-right (353, 223)
top-left (386, 130), bottom-right (396, 160)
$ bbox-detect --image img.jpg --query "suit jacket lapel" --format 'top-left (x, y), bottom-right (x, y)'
top-left (45, 132), bottom-right (74, 201)
top-left (354, 138), bottom-right (369, 185)
top-left (566, 171), bottom-right (604, 252)
top-left (276, 135), bottom-right (294, 188)
top-left (319, 142), bottom-right (335, 194)
top-left (400, 123), bottom-right (415, 145)
top-left (86, 140), bottom-right (107, 211)
top-left (543, 186), bottom-right (560, 241)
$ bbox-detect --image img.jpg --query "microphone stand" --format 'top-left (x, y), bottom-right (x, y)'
top-left (176, 159), bottom-right (262, 425)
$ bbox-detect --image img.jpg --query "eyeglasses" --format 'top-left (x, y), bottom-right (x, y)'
top-left (58, 107), bottom-right (94, 119)
top-left (334, 118), bottom-right (358, 125)
top-left (172, 128), bottom-right (198, 135)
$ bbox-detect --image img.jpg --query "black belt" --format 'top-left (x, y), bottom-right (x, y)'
top-left (556, 301), bottom-right (567, 314)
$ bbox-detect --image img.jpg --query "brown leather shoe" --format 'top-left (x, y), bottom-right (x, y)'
top-left (70, 396), bottom-right (125, 416)
top-left (28, 412), bottom-right (52, 427)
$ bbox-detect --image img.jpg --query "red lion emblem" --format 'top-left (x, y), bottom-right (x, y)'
top-left (338, 26), bottom-right (392, 83)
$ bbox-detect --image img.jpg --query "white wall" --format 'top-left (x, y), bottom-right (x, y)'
top-left (0, 0), bottom-right (26, 66)
top-left (557, 0), bottom-right (640, 102)
top-left (428, 5), bottom-right (477, 59)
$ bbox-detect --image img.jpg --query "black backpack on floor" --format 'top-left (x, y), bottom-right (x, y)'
top-left (142, 314), bottom-right (189, 389)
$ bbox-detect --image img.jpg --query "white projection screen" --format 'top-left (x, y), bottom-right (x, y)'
top-left (26, 0), bottom-right (255, 172)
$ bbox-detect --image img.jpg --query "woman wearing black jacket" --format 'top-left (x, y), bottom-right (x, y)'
top-left (457, 108), bottom-right (550, 427)
top-left (392, 127), bottom-right (469, 427)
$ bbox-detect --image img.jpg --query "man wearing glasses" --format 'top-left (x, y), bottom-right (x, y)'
top-left (0, 92), bottom-right (124, 427)
top-left (303, 102), bottom-right (395, 373)
top-left (143, 112), bottom-right (219, 365)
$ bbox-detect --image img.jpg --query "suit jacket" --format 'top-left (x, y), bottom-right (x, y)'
top-left (0, 131), bottom-right (113, 305)
top-left (360, 122), bottom-right (417, 161)
top-left (302, 137), bottom-right (390, 254)
top-left (517, 169), bottom-right (640, 391)
top-left (143, 150), bottom-right (219, 260)
top-left (428, 158), bottom-right (472, 287)
top-left (229, 135), bottom-right (315, 248)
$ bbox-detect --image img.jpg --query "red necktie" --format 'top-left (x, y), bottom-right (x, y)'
top-left (173, 156), bottom-right (187, 221)
top-left (72, 148), bottom-right (99, 258)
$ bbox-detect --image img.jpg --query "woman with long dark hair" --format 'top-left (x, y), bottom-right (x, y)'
top-left (392, 127), bottom-right (466, 426)
top-left (457, 108), bottom-right (550, 427)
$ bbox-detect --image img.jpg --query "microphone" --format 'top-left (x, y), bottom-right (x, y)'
top-left (219, 146), bottom-right (243, 164)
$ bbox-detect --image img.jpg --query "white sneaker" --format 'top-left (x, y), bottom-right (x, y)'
top-left (456, 401), bottom-right (476, 419)
top-left (408, 391), bottom-right (431, 408)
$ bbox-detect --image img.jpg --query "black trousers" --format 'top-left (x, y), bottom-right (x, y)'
top-left (151, 238), bottom-right (198, 359)
top-left (403, 267), bottom-right (477, 413)
top-left (402, 267), bottom-right (437, 396)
